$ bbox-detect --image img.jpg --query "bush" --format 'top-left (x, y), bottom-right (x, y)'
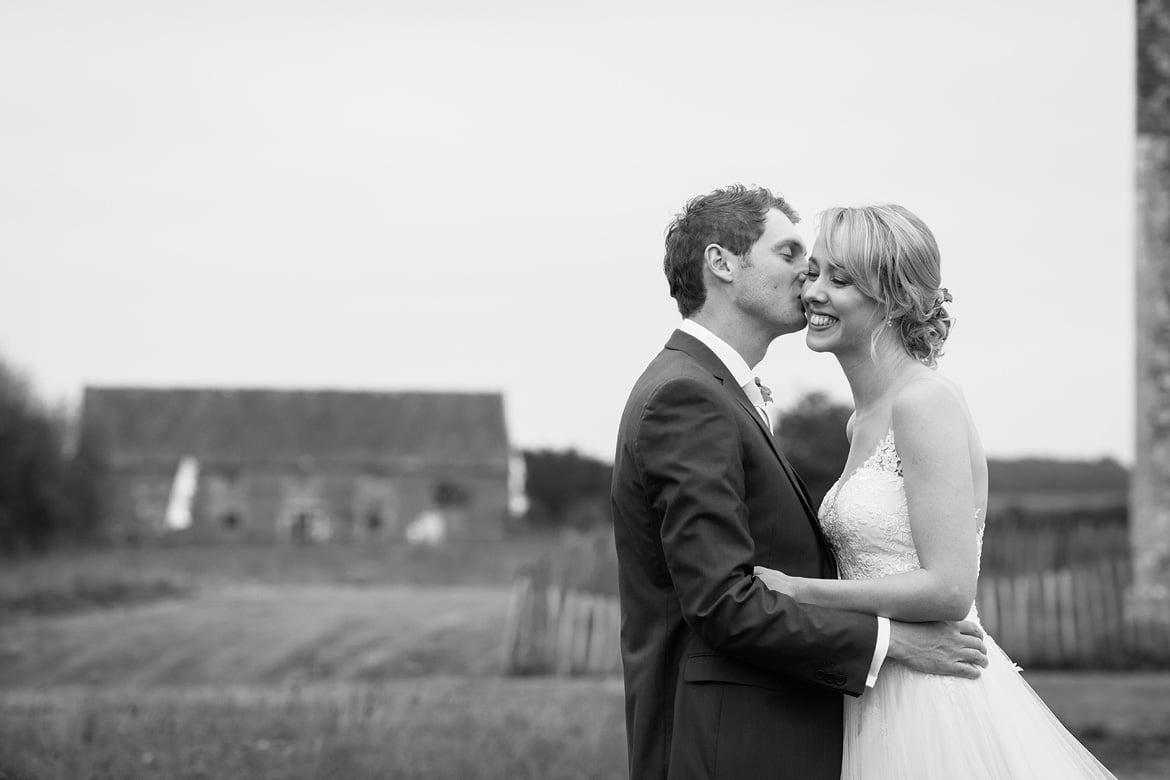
top-left (522, 449), bottom-right (613, 529)
top-left (776, 392), bottom-right (852, 510)
top-left (0, 359), bottom-right (105, 555)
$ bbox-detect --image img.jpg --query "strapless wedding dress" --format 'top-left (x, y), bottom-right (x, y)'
top-left (819, 430), bottom-right (1116, 779)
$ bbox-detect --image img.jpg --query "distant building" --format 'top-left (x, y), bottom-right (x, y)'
top-left (80, 387), bottom-right (511, 543)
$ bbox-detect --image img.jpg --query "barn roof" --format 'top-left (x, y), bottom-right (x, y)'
top-left (81, 387), bottom-right (509, 466)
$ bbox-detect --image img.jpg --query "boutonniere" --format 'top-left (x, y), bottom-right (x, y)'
top-left (755, 377), bottom-right (773, 404)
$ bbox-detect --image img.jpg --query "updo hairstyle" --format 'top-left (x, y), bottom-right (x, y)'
top-left (817, 204), bottom-right (954, 367)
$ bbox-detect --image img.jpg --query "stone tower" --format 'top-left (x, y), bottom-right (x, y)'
top-left (1134, 0), bottom-right (1170, 617)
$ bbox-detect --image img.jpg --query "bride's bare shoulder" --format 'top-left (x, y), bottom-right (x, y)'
top-left (891, 371), bottom-right (971, 443)
top-left (891, 370), bottom-right (988, 494)
top-left (893, 370), bottom-right (968, 413)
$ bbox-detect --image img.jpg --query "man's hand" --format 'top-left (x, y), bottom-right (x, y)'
top-left (887, 620), bottom-right (988, 679)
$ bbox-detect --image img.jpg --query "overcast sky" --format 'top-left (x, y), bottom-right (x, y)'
top-left (0, 0), bottom-right (1134, 464)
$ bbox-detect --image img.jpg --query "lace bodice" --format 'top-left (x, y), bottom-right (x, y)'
top-left (819, 430), bottom-right (986, 615)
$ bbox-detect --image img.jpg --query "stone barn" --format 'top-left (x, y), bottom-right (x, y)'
top-left (80, 387), bottom-right (511, 543)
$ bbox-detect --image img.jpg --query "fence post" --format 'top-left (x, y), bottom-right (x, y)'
top-left (585, 595), bottom-right (608, 673)
top-left (1015, 573), bottom-right (1033, 664)
top-left (572, 592), bottom-right (593, 673)
top-left (1118, 558), bottom-right (1138, 664)
top-left (1099, 559), bottom-right (1124, 665)
top-left (1071, 565), bottom-right (1096, 667)
top-left (1041, 569), bottom-right (1057, 665)
top-left (978, 576), bottom-right (999, 637)
top-left (995, 574), bottom-right (1016, 656)
top-left (554, 590), bottom-right (578, 675)
top-left (500, 575), bottom-right (531, 673)
top-left (1053, 569), bottom-right (1070, 665)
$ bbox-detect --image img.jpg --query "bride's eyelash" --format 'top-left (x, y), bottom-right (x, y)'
top-left (807, 268), bottom-right (851, 286)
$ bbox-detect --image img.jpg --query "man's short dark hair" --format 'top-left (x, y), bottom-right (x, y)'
top-left (663, 184), bottom-right (800, 317)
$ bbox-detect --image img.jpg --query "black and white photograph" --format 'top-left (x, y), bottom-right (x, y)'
top-left (0, 1), bottom-right (1164, 778)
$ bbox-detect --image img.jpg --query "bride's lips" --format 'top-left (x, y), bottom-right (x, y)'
top-left (806, 311), bottom-right (838, 329)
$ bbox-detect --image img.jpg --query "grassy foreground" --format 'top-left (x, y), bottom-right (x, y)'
top-left (2, 542), bottom-right (1168, 778)
top-left (1, 675), bottom-right (1167, 780)
top-left (0, 678), bottom-right (627, 780)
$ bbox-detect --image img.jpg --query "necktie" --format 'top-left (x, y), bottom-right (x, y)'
top-left (743, 378), bottom-right (773, 432)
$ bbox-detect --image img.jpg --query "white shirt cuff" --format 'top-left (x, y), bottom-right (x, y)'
top-left (866, 616), bottom-right (891, 688)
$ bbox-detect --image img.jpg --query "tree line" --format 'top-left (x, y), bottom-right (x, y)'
top-left (0, 362), bottom-right (104, 554)
top-left (519, 392), bottom-right (858, 530)
top-left (521, 391), bottom-right (1130, 530)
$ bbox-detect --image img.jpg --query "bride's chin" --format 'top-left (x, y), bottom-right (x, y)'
top-left (805, 335), bottom-right (831, 353)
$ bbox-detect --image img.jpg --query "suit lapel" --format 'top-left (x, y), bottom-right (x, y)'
top-left (664, 330), bottom-right (821, 525)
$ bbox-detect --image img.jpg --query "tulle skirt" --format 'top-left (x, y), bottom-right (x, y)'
top-left (842, 632), bottom-right (1116, 779)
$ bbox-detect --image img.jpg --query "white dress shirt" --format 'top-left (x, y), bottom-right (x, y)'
top-left (677, 318), bottom-right (890, 688)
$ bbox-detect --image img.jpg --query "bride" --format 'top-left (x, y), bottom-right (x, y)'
top-left (753, 204), bottom-right (1116, 779)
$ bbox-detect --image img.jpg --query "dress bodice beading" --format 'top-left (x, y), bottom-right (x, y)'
top-left (819, 429), bottom-right (986, 620)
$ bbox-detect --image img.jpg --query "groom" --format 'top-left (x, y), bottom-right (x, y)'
top-left (611, 185), bottom-right (988, 780)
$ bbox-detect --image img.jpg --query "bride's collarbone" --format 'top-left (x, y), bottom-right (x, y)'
top-left (840, 426), bottom-right (896, 483)
top-left (848, 410), bottom-right (894, 450)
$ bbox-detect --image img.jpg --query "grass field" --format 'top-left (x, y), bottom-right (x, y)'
top-left (0, 584), bottom-right (511, 686)
top-left (0, 678), bottom-right (628, 780)
top-left (2, 675), bottom-right (1167, 779)
top-left (0, 537), bottom-right (563, 611)
top-left (1, 542), bottom-right (1167, 779)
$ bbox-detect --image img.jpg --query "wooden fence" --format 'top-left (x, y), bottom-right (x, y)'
top-left (502, 557), bottom-right (1170, 675)
top-left (978, 558), bottom-right (1170, 667)
top-left (980, 510), bottom-right (1128, 575)
top-left (500, 576), bottom-right (622, 675)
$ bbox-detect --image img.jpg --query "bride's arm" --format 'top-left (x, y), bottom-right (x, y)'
top-left (757, 380), bottom-right (979, 622)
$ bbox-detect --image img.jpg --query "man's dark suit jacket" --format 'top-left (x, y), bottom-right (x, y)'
top-left (611, 329), bottom-right (879, 780)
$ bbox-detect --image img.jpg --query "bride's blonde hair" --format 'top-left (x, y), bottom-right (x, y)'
top-left (816, 204), bottom-right (954, 367)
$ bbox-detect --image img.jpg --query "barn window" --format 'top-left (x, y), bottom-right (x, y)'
top-left (292, 512), bottom-right (312, 541)
top-left (434, 481), bottom-right (471, 508)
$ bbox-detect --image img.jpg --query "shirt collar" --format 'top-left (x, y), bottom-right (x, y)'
top-left (678, 319), bottom-right (756, 389)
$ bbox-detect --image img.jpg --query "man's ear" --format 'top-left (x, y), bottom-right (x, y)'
top-left (704, 243), bottom-right (735, 283)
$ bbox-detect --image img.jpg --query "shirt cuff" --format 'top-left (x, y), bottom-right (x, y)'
top-left (866, 616), bottom-right (891, 688)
